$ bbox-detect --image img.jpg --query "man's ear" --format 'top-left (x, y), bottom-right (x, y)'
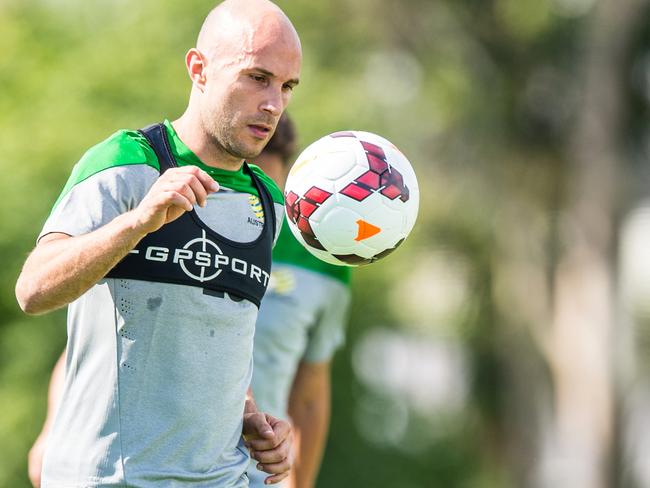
top-left (185, 48), bottom-right (208, 91)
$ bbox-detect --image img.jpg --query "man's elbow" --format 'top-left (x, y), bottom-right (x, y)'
top-left (15, 275), bottom-right (47, 315)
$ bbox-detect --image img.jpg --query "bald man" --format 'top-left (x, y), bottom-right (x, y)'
top-left (16, 1), bottom-right (301, 487)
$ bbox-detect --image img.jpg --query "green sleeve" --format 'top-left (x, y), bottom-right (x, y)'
top-left (51, 129), bottom-right (159, 213)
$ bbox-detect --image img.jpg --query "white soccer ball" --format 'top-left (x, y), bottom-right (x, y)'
top-left (284, 130), bottom-right (419, 266)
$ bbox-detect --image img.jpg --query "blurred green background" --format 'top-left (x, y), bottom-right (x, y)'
top-left (3, 0), bottom-right (650, 486)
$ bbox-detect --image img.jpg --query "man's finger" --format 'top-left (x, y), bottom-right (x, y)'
top-left (267, 415), bottom-right (291, 440)
top-left (251, 437), bottom-right (290, 464)
top-left (247, 415), bottom-right (291, 451)
top-left (162, 166), bottom-right (219, 194)
top-left (244, 413), bottom-right (275, 440)
top-left (247, 435), bottom-right (283, 451)
top-left (256, 458), bottom-right (291, 474)
top-left (178, 174), bottom-right (209, 207)
top-left (179, 166), bottom-right (220, 193)
top-left (199, 171), bottom-right (220, 193)
top-left (262, 470), bottom-right (290, 485)
top-left (165, 191), bottom-right (194, 212)
top-left (158, 179), bottom-right (203, 208)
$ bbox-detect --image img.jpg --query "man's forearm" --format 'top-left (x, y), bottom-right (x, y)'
top-left (16, 165), bottom-right (218, 315)
top-left (288, 362), bottom-right (331, 488)
top-left (28, 351), bottom-right (66, 488)
top-left (16, 211), bottom-right (146, 315)
top-left (290, 400), bottom-right (329, 488)
top-left (45, 351), bottom-right (66, 427)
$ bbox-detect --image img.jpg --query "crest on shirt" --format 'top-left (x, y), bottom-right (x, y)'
top-left (248, 195), bottom-right (265, 221)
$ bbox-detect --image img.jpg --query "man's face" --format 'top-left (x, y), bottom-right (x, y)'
top-left (199, 38), bottom-right (301, 161)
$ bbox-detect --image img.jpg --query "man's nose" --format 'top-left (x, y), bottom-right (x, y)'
top-left (260, 88), bottom-right (282, 116)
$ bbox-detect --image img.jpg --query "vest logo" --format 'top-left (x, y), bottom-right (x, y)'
top-left (130, 230), bottom-right (270, 285)
top-left (248, 195), bottom-right (265, 221)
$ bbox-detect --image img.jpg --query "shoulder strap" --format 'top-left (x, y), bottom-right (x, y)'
top-left (138, 123), bottom-right (176, 173)
top-left (245, 162), bottom-right (277, 241)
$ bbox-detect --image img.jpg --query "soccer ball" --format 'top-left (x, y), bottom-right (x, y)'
top-left (284, 130), bottom-right (419, 266)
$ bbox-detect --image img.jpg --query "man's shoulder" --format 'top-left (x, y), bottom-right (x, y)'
top-left (75, 129), bottom-right (160, 177)
top-left (50, 129), bottom-right (160, 213)
top-left (247, 164), bottom-right (284, 205)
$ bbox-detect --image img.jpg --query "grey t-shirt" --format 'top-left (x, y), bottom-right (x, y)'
top-left (39, 128), bottom-right (283, 487)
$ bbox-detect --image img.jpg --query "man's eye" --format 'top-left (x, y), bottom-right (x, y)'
top-left (282, 84), bottom-right (294, 92)
top-left (251, 74), bottom-right (266, 83)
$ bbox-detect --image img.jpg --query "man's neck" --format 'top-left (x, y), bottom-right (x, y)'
top-left (171, 114), bottom-right (244, 171)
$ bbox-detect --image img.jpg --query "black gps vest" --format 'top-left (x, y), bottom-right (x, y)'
top-left (105, 123), bottom-right (276, 307)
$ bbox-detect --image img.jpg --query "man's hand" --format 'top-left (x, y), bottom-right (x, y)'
top-left (243, 411), bottom-right (293, 485)
top-left (133, 166), bottom-right (219, 234)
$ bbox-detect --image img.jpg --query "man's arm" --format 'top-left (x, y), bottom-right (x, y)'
top-left (287, 361), bottom-right (331, 488)
top-left (15, 166), bottom-right (217, 315)
top-left (28, 351), bottom-right (66, 488)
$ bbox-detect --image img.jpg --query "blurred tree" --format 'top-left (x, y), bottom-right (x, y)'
top-left (545, 0), bottom-right (649, 486)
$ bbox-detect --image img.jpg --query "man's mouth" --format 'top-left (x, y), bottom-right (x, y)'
top-left (248, 124), bottom-right (272, 139)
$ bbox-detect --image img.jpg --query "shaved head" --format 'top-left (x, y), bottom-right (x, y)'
top-left (197, 0), bottom-right (301, 70)
top-left (174, 0), bottom-right (302, 170)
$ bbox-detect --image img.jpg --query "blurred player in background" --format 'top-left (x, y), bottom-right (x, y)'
top-left (246, 114), bottom-right (352, 488)
top-left (28, 113), bottom-right (352, 488)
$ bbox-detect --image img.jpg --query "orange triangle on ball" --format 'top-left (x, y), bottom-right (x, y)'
top-left (355, 219), bottom-right (381, 241)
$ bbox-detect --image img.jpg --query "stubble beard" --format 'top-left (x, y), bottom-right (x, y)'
top-left (202, 109), bottom-right (261, 162)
